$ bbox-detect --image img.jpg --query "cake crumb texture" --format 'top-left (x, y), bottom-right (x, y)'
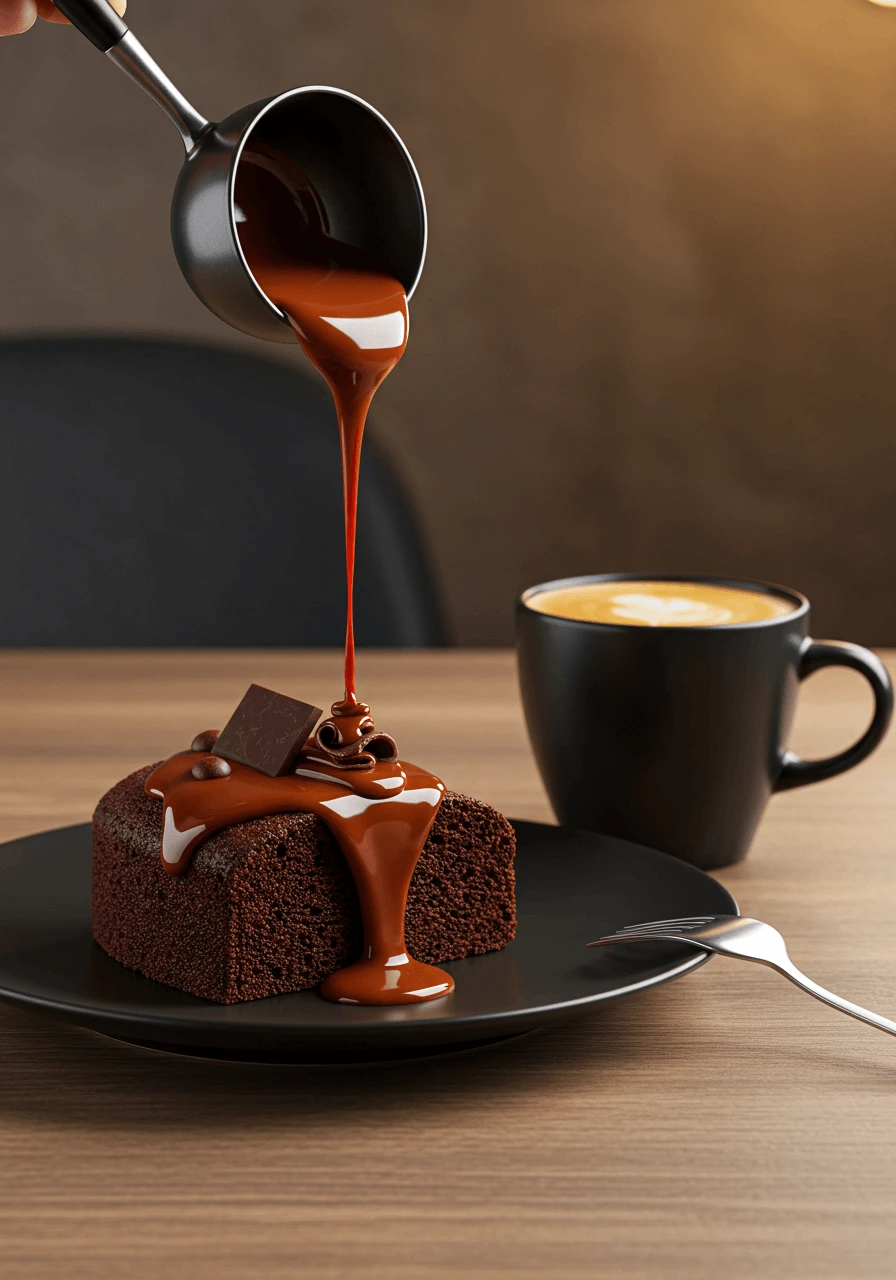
top-left (92, 765), bottom-right (517, 1003)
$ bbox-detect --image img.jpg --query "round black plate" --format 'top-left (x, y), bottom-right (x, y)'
top-left (0, 820), bottom-right (736, 1062)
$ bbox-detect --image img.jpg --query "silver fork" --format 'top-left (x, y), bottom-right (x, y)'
top-left (588, 914), bottom-right (896, 1038)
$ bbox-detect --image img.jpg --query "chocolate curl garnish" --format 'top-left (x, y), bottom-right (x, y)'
top-left (313, 713), bottom-right (399, 772)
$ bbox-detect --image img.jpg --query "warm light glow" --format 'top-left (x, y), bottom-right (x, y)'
top-left (866, 1), bottom-right (896, 7)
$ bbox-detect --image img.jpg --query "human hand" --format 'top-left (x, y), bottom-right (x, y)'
top-left (0, 0), bottom-right (126, 37)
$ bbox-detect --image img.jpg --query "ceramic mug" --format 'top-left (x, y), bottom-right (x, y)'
top-left (516, 573), bottom-right (893, 869)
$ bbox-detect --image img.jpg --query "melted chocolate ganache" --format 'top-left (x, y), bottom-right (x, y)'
top-left (145, 147), bottom-right (454, 1007)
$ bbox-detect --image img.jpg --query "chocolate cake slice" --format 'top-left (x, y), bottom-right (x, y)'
top-left (92, 764), bottom-right (517, 1003)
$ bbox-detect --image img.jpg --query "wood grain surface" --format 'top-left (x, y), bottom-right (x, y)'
top-left (0, 649), bottom-right (895, 1280)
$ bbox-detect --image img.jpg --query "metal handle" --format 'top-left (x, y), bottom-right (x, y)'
top-left (776, 960), bottom-right (896, 1038)
top-left (729, 943), bottom-right (896, 1038)
top-left (52, 0), bottom-right (126, 51)
top-left (776, 639), bottom-right (893, 790)
top-left (52, 0), bottom-right (210, 152)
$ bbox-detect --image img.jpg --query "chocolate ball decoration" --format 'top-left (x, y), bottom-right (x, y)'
top-left (191, 755), bottom-right (232, 781)
top-left (191, 729), bottom-right (221, 753)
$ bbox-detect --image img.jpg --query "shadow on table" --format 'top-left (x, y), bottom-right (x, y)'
top-left (0, 993), bottom-right (665, 1132)
top-left (4, 969), bottom-right (895, 1134)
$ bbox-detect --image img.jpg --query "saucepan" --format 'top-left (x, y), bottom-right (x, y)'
top-left (53, 0), bottom-right (427, 342)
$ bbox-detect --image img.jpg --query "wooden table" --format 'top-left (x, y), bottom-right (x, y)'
top-left (1, 649), bottom-right (895, 1280)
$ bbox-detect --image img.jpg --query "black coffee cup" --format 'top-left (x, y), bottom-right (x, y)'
top-left (516, 573), bottom-right (893, 869)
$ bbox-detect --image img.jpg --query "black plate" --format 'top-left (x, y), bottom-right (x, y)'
top-left (0, 821), bottom-right (736, 1062)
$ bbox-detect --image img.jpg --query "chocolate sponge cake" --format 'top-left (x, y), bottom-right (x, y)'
top-left (93, 764), bottom-right (517, 1004)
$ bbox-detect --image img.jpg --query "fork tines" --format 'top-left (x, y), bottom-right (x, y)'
top-left (615, 916), bottom-right (714, 934)
top-left (587, 915), bottom-right (715, 948)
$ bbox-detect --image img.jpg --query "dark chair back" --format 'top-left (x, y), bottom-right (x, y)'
top-left (0, 337), bottom-right (446, 646)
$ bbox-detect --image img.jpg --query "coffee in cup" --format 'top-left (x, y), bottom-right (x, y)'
top-left (526, 579), bottom-right (796, 628)
top-left (516, 573), bottom-right (893, 869)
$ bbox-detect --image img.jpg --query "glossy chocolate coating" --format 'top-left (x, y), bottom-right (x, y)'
top-left (146, 742), bottom-right (453, 1007)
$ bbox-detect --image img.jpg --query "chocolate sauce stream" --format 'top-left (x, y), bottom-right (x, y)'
top-left (162, 149), bottom-right (445, 1006)
top-left (235, 146), bottom-right (408, 710)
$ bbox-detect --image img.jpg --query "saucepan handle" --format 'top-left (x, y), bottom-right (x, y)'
top-left (52, 0), bottom-right (128, 53)
top-left (775, 639), bottom-right (893, 791)
top-left (51, 0), bottom-right (209, 151)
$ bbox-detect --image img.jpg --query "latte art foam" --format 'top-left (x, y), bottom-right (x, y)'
top-left (528, 580), bottom-right (797, 628)
top-left (602, 592), bottom-right (736, 626)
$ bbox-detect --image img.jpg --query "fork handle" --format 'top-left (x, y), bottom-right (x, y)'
top-left (775, 961), bottom-right (896, 1037)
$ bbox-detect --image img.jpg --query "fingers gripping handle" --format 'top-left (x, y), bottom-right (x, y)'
top-left (53, 0), bottom-right (128, 52)
top-left (776, 639), bottom-right (894, 791)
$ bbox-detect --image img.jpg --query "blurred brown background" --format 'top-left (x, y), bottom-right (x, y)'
top-left (1, 0), bottom-right (895, 644)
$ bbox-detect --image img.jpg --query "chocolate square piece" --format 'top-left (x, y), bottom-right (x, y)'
top-left (214, 684), bottom-right (323, 777)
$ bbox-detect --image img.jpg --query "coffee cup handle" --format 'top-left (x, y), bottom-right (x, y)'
top-left (775, 639), bottom-right (894, 791)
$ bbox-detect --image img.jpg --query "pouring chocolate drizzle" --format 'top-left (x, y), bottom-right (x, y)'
top-left (235, 143), bottom-right (408, 712)
top-left (144, 151), bottom-right (453, 1008)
